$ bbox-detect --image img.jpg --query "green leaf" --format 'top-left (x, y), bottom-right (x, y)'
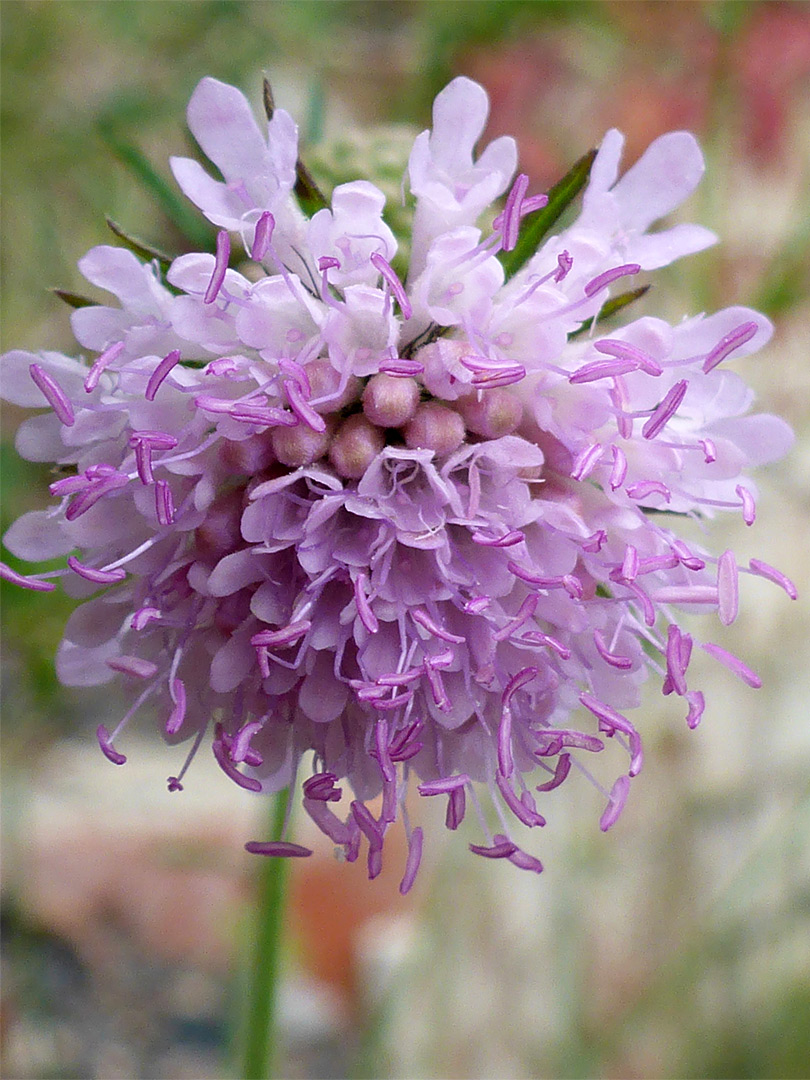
top-left (51, 288), bottom-right (95, 309)
top-left (499, 148), bottom-right (597, 280)
top-left (97, 122), bottom-right (213, 250)
top-left (105, 216), bottom-right (174, 270)
top-left (567, 285), bottom-right (651, 339)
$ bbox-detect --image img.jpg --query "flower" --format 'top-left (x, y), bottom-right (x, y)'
top-left (1, 76), bottom-right (796, 891)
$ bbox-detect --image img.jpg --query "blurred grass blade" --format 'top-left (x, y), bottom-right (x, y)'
top-left (568, 285), bottom-right (651, 339)
top-left (106, 217), bottom-right (174, 270)
top-left (52, 288), bottom-right (95, 309)
top-left (98, 123), bottom-right (213, 250)
top-left (500, 148), bottom-right (597, 280)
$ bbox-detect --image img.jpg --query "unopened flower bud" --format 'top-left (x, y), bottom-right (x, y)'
top-left (362, 373), bottom-right (421, 428)
top-left (329, 414), bottom-right (385, 479)
top-left (405, 402), bottom-right (465, 456)
top-left (270, 419), bottom-right (332, 467)
top-left (458, 389), bottom-right (523, 438)
top-left (221, 433), bottom-right (276, 475)
top-left (195, 489), bottom-right (245, 560)
top-left (305, 360), bottom-right (361, 413)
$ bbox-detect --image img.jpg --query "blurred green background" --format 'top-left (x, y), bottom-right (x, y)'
top-left (2, 2), bottom-right (809, 1078)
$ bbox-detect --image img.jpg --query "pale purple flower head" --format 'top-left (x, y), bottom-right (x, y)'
top-left (2, 77), bottom-right (795, 890)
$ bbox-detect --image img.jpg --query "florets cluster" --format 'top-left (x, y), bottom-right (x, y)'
top-left (1, 77), bottom-right (795, 889)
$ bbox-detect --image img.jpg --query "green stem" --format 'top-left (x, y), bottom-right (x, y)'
top-left (241, 789), bottom-right (290, 1080)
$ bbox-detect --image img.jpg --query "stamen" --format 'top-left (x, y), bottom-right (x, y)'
top-left (498, 706), bottom-right (514, 779)
top-left (303, 772), bottom-right (342, 802)
top-left (494, 772), bottom-right (546, 827)
top-left (651, 585), bottom-right (718, 605)
top-left (445, 787), bottom-right (466, 830)
top-left (685, 690), bottom-right (705, 729)
top-left (97, 724), bottom-right (127, 765)
top-left (610, 446), bottom-right (628, 490)
top-left (471, 530), bottom-right (524, 548)
top-left (245, 841), bottom-right (313, 857)
top-left (555, 251), bottom-right (573, 281)
top-left (571, 443), bottom-right (603, 481)
top-left (582, 530), bottom-right (607, 553)
top-left (502, 667), bottom-right (538, 707)
top-left (231, 720), bottom-right (265, 765)
top-left (0, 562), bottom-right (56, 591)
top-left (85, 340), bottom-right (125, 392)
top-left (736, 484), bottom-right (756, 525)
top-left (626, 480), bottom-right (671, 502)
top-left (354, 573), bottom-right (379, 634)
top-left (411, 608), bottom-right (464, 644)
top-left (717, 550), bottom-right (739, 625)
top-left (748, 558), bottom-right (798, 600)
top-left (370, 252), bottom-right (412, 319)
top-left (642, 379), bottom-right (688, 440)
top-left (204, 230), bottom-right (231, 304)
top-left (374, 719), bottom-right (395, 783)
top-left (131, 606), bottom-right (162, 630)
top-left (518, 630), bottom-right (571, 660)
top-left (594, 339), bottom-right (663, 376)
top-left (499, 172), bottom-right (529, 251)
top-left (399, 826), bottom-right (423, 895)
top-left (285, 379), bottom-right (326, 432)
top-left (535, 753), bottom-right (571, 792)
top-left (533, 728), bottom-right (604, 756)
top-left (702, 321), bottom-right (758, 374)
top-left (494, 592), bottom-right (538, 641)
top-left (29, 364), bottom-right (75, 426)
top-left (470, 837), bottom-right (518, 859)
top-left (593, 629), bottom-right (633, 669)
top-left (700, 438), bottom-right (717, 463)
top-left (251, 620), bottom-right (311, 649)
top-left (155, 479), bottom-right (175, 525)
top-left (599, 774), bottom-right (631, 831)
top-left (251, 211), bottom-right (275, 261)
top-left (701, 642), bottom-right (762, 688)
top-left (107, 655), bottom-right (158, 679)
top-left (579, 693), bottom-right (643, 776)
top-left (145, 350), bottom-right (181, 401)
top-left (66, 555), bottom-right (126, 585)
top-left (212, 737), bottom-right (262, 791)
top-left (166, 678), bottom-right (186, 735)
top-left (584, 263), bottom-right (641, 297)
top-left (569, 358), bottom-right (642, 384)
top-left (351, 800), bottom-right (384, 848)
top-left (379, 357), bottom-right (424, 377)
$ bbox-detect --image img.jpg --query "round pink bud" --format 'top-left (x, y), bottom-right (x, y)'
top-left (329, 414), bottom-right (385, 479)
top-left (304, 360), bottom-right (361, 413)
top-left (404, 403), bottom-right (465, 456)
top-left (195, 488), bottom-right (245, 560)
top-left (270, 420), bottom-right (332, 468)
top-left (458, 389), bottom-right (523, 439)
top-left (221, 434), bottom-right (276, 475)
top-left (362, 374), bottom-right (420, 428)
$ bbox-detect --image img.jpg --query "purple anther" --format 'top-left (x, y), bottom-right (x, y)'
top-left (651, 584), bottom-right (718, 605)
top-left (212, 737), bottom-right (263, 791)
top-left (495, 771), bottom-right (546, 827)
top-left (518, 631), bottom-right (572, 660)
top-left (97, 724), bottom-right (126, 765)
top-left (388, 719), bottom-right (424, 762)
top-left (49, 473), bottom-right (89, 497)
top-left (560, 574), bottom-right (580, 598)
top-left (145, 349), bottom-right (181, 401)
top-left (535, 752), bottom-right (571, 792)
top-left (642, 379), bottom-right (688, 440)
top-left (29, 363), bottom-right (75, 426)
top-left (286, 379), bottom-right (326, 432)
top-left (463, 595), bottom-right (491, 615)
top-left (685, 690), bottom-right (705, 729)
top-left (155, 479), bottom-right (175, 525)
top-left (503, 667), bottom-right (538, 707)
top-left (379, 357), bottom-right (424, 377)
top-left (670, 539), bottom-right (706, 572)
top-left (507, 845), bottom-right (544, 874)
top-left (622, 581), bottom-right (656, 627)
top-left (621, 544), bottom-right (639, 583)
top-left (370, 252), bottom-right (412, 320)
top-left (231, 721), bottom-right (264, 764)
top-left (599, 774), bottom-right (631, 832)
top-left (304, 799), bottom-right (353, 845)
top-left (593, 629), bottom-right (634, 670)
top-left (702, 320), bottom-right (758, 374)
top-left (700, 438), bottom-right (717, 463)
top-left (471, 530), bottom-right (524, 547)
top-left (498, 706), bottom-right (514, 779)
top-left (354, 573), bottom-right (379, 634)
top-left (106, 655), bottom-right (158, 679)
top-left (367, 846), bottom-right (383, 880)
top-left (534, 728), bottom-right (604, 756)
top-left (318, 255), bottom-right (340, 273)
top-left (626, 480), bottom-right (671, 502)
top-left (418, 774), bottom-right (470, 797)
top-left (584, 263), bottom-right (641, 297)
top-left (351, 800), bottom-right (384, 848)
top-left (607, 446), bottom-right (627, 491)
top-left (0, 561), bottom-right (56, 592)
top-left (167, 777), bottom-right (184, 792)
top-left (494, 592), bottom-right (539, 641)
top-left (748, 558), bottom-right (798, 600)
top-left (399, 827), bottom-right (423, 895)
top-left (665, 624), bottom-right (689, 696)
top-left (424, 663), bottom-right (451, 711)
top-left (251, 620), bottom-right (311, 649)
top-left (569, 358), bottom-right (641, 384)
top-left (303, 772), bottom-right (342, 802)
top-left (582, 530), bottom-right (607, 553)
top-left (717, 549), bottom-right (739, 626)
top-left (66, 555), bottom-right (127, 585)
top-left (65, 472), bottom-right (130, 521)
top-left (579, 693), bottom-right (643, 776)
top-left (411, 608), bottom-right (464, 644)
top-left (278, 358), bottom-right (311, 397)
top-left (204, 230), bottom-right (231, 305)
top-left (133, 441), bottom-right (154, 484)
top-left (165, 678), bottom-right (186, 735)
top-left (500, 172), bottom-right (529, 251)
top-left (131, 606), bottom-right (161, 630)
top-left (469, 838), bottom-right (518, 860)
top-left (636, 553), bottom-right (679, 575)
top-left (251, 211), bottom-right (275, 261)
top-left (374, 719), bottom-right (396, 783)
top-left (736, 484), bottom-right (756, 525)
top-left (554, 250), bottom-right (573, 282)
top-left (701, 642), bottom-right (762, 688)
top-left (245, 841), bottom-right (313, 857)
top-left (571, 443), bottom-right (603, 481)
top-left (445, 786), bottom-right (466, 830)
top-left (594, 339), bottom-right (663, 377)
top-left (85, 340), bottom-right (125, 392)
top-left (472, 365), bottom-right (526, 390)
top-left (506, 561), bottom-right (566, 589)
